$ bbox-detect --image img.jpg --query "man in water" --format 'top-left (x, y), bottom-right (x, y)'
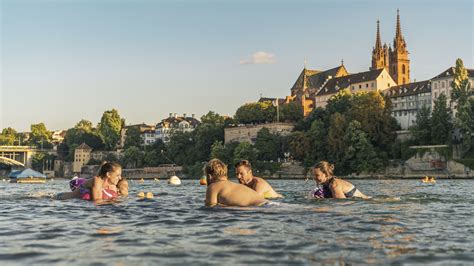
top-left (235, 160), bottom-right (283, 199)
top-left (204, 159), bottom-right (267, 207)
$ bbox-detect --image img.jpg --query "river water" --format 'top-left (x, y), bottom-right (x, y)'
top-left (1, 179), bottom-right (473, 265)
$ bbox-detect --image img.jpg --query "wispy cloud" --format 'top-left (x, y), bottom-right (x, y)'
top-left (239, 51), bottom-right (276, 65)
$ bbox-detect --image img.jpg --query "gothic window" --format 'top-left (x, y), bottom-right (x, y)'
top-left (402, 64), bottom-right (406, 74)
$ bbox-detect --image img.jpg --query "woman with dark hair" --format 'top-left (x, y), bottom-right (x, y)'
top-left (56, 162), bottom-right (128, 201)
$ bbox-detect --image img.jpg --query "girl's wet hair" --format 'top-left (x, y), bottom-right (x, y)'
top-left (313, 161), bottom-right (335, 177)
top-left (98, 161), bottom-right (122, 178)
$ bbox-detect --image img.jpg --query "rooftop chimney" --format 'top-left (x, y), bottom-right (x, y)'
top-left (183, 113), bottom-right (187, 118)
top-left (174, 113), bottom-right (178, 118)
top-left (169, 113), bottom-right (173, 118)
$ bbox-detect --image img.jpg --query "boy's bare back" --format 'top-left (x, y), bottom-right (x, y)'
top-left (206, 180), bottom-right (266, 207)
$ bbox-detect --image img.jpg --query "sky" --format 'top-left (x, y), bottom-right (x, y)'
top-left (1, 0), bottom-right (473, 132)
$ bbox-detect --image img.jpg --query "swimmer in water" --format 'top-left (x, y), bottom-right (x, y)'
top-left (204, 159), bottom-right (267, 207)
top-left (309, 161), bottom-right (370, 199)
top-left (55, 162), bottom-right (127, 201)
top-left (235, 160), bottom-right (283, 199)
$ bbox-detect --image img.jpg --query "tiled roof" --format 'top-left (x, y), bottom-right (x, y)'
top-left (384, 80), bottom-right (431, 97)
top-left (290, 65), bottom-right (348, 93)
top-left (316, 69), bottom-right (384, 96)
top-left (76, 142), bottom-right (92, 150)
top-left (157, 116), bottom-right (201, 128)
top-left (431, 67), bottom-right (474, 80)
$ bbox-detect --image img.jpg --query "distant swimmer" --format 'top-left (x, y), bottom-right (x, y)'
top-left (204, 159), bottom-right (267, 207)
top-left (309, 161), bottom-right (370, 199)
top-left (55, 162), bottom-right (128, 201)
top-left (235, 160), bottom-right (283, 199)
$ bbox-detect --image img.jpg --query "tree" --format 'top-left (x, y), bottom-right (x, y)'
top-left (29, 123), bottom-right (53, 149)
top-left (288, 131), bottom-right (310, 161)
top-left (410, 105), bottom-right (432, 145)
top-left (343, 121), bottom-right (382, 174)
top-left (431, 93), bottom-right (453, 145)
top-left (201, 111), bottom-right (225, 125)
top-left (451, 58), bottom-right (471, 107)
top-left (124, 126), bottom-right (142, 149)
top-left (254, 128), bottom-right (280, 161)
top-left (234, 101), bottom-right (276, 124)
top-left (0, 127), bottom-right (17, 145)
top-left (233, 142), bottom-right (257, 165)
top-left (98, 109), bottom-right (123, 150)
top-left (451, 58), bottom-right (473, 151)
top-left (210, 141), bottom-right (238, 165)
top-left (121, 146), bottom-right (144, 168)
top-left (305, 119), bottom-right (328, 167)
top-left (280, 102), bottom-right (304, 123)
top-left (327, 113), bottom-right (347, 163)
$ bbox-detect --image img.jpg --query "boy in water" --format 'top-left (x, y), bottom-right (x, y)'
top-left (204, 159), bottom-right (267, 207)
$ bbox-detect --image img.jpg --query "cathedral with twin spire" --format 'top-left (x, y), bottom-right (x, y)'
top-left (371, 9), bottom-right (410, 85)
top-left (281, 10), bottom-right (411, 116)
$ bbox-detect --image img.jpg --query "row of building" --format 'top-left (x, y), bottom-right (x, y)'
top-left (280, 10), bottom-right (473, 130)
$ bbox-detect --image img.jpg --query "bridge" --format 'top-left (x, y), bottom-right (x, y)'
top-left (0, 146), bottom-right (38, 168)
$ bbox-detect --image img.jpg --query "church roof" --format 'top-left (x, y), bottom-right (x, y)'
top-left (290, 65), bottom-right (348, 92)
top-left (316, 69), bottom-right (384, 96)
top-left (384, 80), bottom-right (431, 98)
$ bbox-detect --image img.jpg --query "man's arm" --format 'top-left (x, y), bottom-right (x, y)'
top-left (205, 187), bottom-right (218, 207)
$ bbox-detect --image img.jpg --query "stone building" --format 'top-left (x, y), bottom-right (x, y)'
top-left (155, 113), bottom-right (201, 143)
top-left (315, 68), bottom-right (396, 108)
top-left (384, 80), bottom-right (431, 129)
top-left (73, 143), bottom-right (92, 173)
top-left (430, 67), bottom-right (474, 116)
top-left (224, 122), bottom-right (294, 144)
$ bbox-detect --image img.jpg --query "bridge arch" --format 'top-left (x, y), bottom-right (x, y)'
top-left (0, 156), bottom-right (25, 167)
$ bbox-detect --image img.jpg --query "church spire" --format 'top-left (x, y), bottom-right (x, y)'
top-left (375, 20), bottom-right (382, 51)
top-left (394, 9), bottom-right (403, 45)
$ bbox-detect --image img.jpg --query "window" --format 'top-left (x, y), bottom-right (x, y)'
top-left (402, 64), bottom-right (406, 74)
top-left (441, 81), bottom-right (445, 88)
top-left (388, 83), bottom-right (390, 87)
top-left (351, 86), bottom-right (355, 90)
top-left (359, 85), bottom-right (362, 89)
top-left (401, 103), bottom-right (405, 107)
top-left (434, 83), bottom-right (438, 89)
top-left (403, 78), bottom-right (406, 84)
top-left (434, 92), bottom-right (438, 98)
top-left (371, 82), bottom-right (375, 88)
top-left (366, 83), bottom-right (369, 88)
top-left (394, 103), bottom-right (398, 108)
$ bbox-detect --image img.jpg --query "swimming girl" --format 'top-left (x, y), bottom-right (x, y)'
top-left (56, 162), bottom-right (127, 201)
top-left (309, 161), bottom-right (370, 199)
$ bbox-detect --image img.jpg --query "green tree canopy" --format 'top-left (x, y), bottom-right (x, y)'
top-left (234, 101), bottom-right (276, 124)
top-left (254, 127), bottom-right (280, 161)
top-left (410, 105), bottom-right (432, 145)
top-left (431, 93), bottom-right (453, 145)
top-left (124, 126), bottom-right (142, 149)
top-left (0, 127), bottom-right (18, 145)
top-left (29, 123), bottom-right (53, 149)
top-left (279, 101), bottom-right (304, 123)
top-left (98, 109), bottom-right (123, 150)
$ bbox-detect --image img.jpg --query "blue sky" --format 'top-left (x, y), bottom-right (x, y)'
top-left (1, 0), bottom-right (472, 131)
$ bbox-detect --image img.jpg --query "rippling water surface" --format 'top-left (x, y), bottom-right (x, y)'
top-left (1, 179), bottom-right (473, 265)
